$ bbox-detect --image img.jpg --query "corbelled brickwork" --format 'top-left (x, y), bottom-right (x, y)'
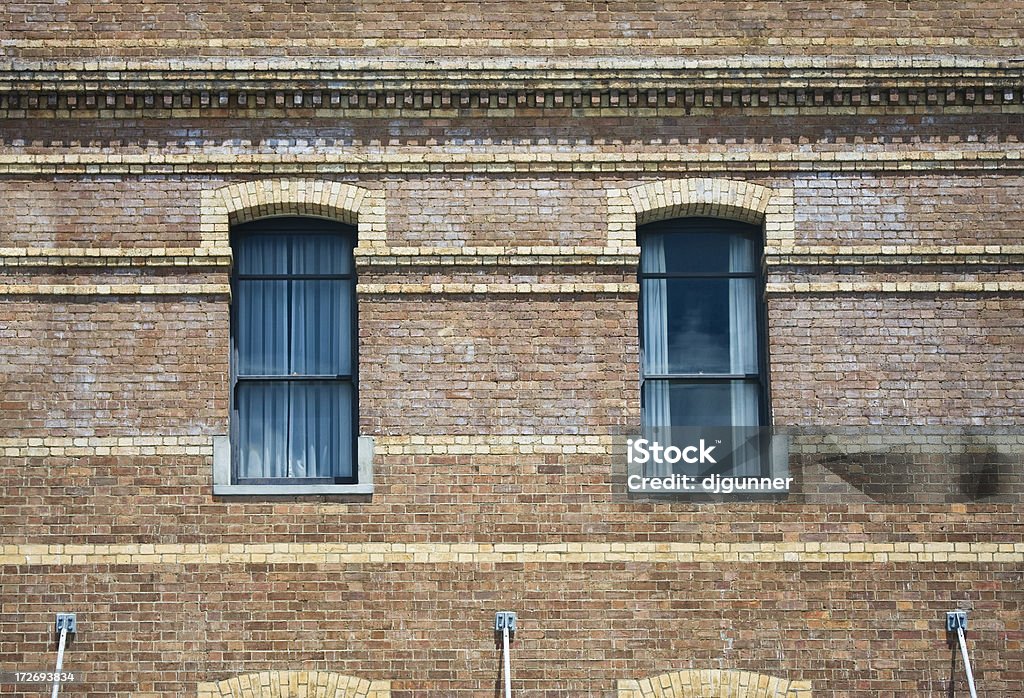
top-left (1, 3), bottom-right (1023, 697)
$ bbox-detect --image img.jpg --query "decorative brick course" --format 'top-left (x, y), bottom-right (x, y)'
top-left (618, 670), bottom-right (812, 697)
top-left (197, 672), bottom-right (389, 698)
top-left (1, 541), bottom-right (1021, 567)
top-left (2, 145), bottom-right (1024, 177)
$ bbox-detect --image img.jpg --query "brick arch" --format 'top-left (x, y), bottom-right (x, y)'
top-left (199, 179), bottom-right (387, 251)
top-left (606, 178), bottom-right (795, 249)
top-left (618, 669), bottom-right (811, 697)
top-left (197, 671), bottom-right (390, 698)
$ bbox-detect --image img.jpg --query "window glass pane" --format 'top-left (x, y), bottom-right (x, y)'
top-left (643, 379), bottom-right (760, 427)
top-left (237, 233), bottom-right (352, 276)
top-left (237, 381), bottom-right (289, 478)
top-left (642, 278), bottom-right (758, 375)
top-left (289, 234), bottom-right (353, 275)
top-left (237, 280), bottom-right (289, 375)
top-left (289, 280), bottom-right (352, 375)
top-left (641, 230), bottom-right (755, 274)
top-left (288, 381), bottom-right (353, 479)
top-left (237, 381), bottom-right (353, 480)
top-left (236, 235), bottom-right (289, 275)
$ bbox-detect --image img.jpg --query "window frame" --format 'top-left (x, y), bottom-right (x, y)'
top-left (226, 216), bottom-right (360, 489)
top-left (638, 216), bottom-right (771, 430)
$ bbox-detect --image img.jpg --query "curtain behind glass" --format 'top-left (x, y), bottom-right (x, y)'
top-left (642, 234), bottom-right (671, 431)
top-left (729, 235), bottom-right (758, 428)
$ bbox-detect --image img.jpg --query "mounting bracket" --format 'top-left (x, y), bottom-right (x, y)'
top-left (51, 613), bottom-right (77, 698)
top-left (494, 611), bottom-right (517, 641)
top-left (946, 610), bottom-right (978, 698)
top-left (55, 613), bottom-right (77, 642)
top-left (495, 611), bottom-right (517, 698)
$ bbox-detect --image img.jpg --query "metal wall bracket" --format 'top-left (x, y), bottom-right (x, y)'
top-left (495, 611), bottom-right (517, 641)
top-left (55, 614), bottom-right (76, 642)
top-left (495, 612), bottom-right (517, 698)
top-left (946, 610), bottom-right (979, 698)
top-left (946, 610), bottom-right (967, 648)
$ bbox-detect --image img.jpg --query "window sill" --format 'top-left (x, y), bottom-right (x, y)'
top-left (212, 482), bottom-right (374, 496)
top-left (212, 435), bottom-right (375, 497)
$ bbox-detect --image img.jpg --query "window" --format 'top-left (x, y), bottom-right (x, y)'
top-left (639, 217), bottom-right (768, 430)
top-left (226, 216), bottom-right (358, 488)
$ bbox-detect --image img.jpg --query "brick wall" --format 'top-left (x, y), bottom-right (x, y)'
top-left (2, 7), bottom-right (1024, 697)
top-left (3, 1), bottom-right (1024, 59)
top-left (1, 168), bottom-right (1023, 696)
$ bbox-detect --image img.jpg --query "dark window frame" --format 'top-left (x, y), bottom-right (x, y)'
top-left (229, 216), bottom-right (359, 486)
top-left (638, 216), bottom-right (771, 429)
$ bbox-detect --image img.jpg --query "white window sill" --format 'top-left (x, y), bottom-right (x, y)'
top-left (212, 435), bottom-right (375, 496)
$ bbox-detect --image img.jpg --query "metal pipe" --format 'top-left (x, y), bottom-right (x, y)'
top-left (51, 626), bottom-right (68, 698)
top-left (502, 625), bottom-right (512, 698)
top-left (956, 625), bottom-right (979, 698)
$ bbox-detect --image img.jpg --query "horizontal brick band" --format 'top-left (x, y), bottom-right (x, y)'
top-left (0, 434), bottom-right (617, 458)
top-left (4, 92), bottom-right (1024, 117)
top-left (767, 244), bottom-right (1024, 256)
top-left (0, 146), bottom-right (1021, 176)
top-left (1, 541), bottom-right (1021, 567)
top-left (3, 245), bottom-right (1022, 271)
top-left (355, 245), bottom-right (640, 267)
top-left (767, 281), bottom-right (1024, 293)
top-left (1, 43), bottom-right (1022, 65)
top-left (0, 246), bottom-right (232, 268)
top-left (766, 245), bottom-right (1024, 267)
top-left (356, 282), bottom-right (637, 295)
top-left (5, 433), bottom-right (1023, 459)
top-left (0, 436), bottom-right (214, 458)
top-left (2, 246), bottom-right (1023, 272)
top-left (0, 283), bottom-right (230, 296)
top-left (6, 105), bottom-right (1023, 122)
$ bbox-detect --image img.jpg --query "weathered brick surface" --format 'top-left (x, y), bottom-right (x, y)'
top-left (2, 1), bottom-right (1024, 58)
top-left (0, 298), bottom-right (228, 436)
top-left (383, 179), bottom-right (611, 247)
top-left (1, 162), bottom-right (1022, 695)
top-left (770, 297), bottom-right (1024, 425)
top-left (1, 563), bottom-right (1021, 696)
top-left (791, 175), bottom-right (1024, 247)
top-left (0, 179), bottom-right (206, 248)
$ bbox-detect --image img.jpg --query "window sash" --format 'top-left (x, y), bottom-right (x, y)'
top-left (230, 218), bottom-right (357, 484)
top-left (639, 218), bottom-right (768, 429)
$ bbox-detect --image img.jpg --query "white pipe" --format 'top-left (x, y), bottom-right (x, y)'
top-left (956, 625), bottom-right (979, 698)
top-left (502, 625), bottom-right (512, 698)
top-left (51, 626), bottom-right (68, 698)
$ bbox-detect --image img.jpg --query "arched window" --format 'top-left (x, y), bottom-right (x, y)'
top-left (639, 217), bottom-right (768, 430)
top-left (229, 216), bottom-right (357, 484)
